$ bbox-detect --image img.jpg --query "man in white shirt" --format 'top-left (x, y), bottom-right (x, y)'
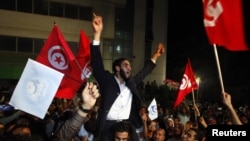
top-left (91, 13), bottom-right (165, 141)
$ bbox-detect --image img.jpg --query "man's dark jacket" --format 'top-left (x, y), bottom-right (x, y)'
top-left (90, 44), bottom-right (156, 138)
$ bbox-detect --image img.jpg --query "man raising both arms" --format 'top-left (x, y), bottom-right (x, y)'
top-left (91, 13), bottom-right (165, 141)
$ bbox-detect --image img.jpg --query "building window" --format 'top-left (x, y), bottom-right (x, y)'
top-left (103, 39), bottom-right (114, 59)
top-left (0, 0), bottom-right (93, 21)
top-left (17, 37), bottom-right (33, 53)
top-left (123, 42), bottom-right (132, 59)
top-left (115, 30), bottom-right (123, 39)
top-left (113, 41), bottom-right (123, 60)
top-left (79, 6), bottom-right (92, 21)
top-left (65, 4), bottom-right (78, 19)
top-left (49, 1), bottom-right (64, 17)
top-left (17, 0), bottom-right (32, 13)
top-left (0, 35), bottom-right (16, 51)
top-left (0, 0), bottom-right (15, 11)
top-left (114, 0), bottom-right (134, 63)
top-left (34, 38), bottom-right (45, 54)
top-left (34, 0), bottom-right (49, 15)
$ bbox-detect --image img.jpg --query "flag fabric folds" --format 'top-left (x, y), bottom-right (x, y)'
top-left (9, 59), bottom-right (64, 119)
top-left (36, 25), bottom-right (91, 99)
top-left (203, 0), bottom-right (249, 51)
top-left (148, 98), bottom-right (158, 120)
top-left (173, 59), bottom-right (198, 108)
top-left (55, 30), bottom-right (92, 98)
top-left (72, 30), bottom-right (92, 83)
top-left (36, 24), bottom-right (75, 73)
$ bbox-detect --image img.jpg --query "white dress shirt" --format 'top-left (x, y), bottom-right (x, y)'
top-left (106, 76), bottom-right (132, 120)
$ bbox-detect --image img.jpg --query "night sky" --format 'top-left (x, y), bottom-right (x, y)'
top-left (166, 0), bottom-right (250, 105)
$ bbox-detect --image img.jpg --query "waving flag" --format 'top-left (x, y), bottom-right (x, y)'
top-left (55, 30), bottom-right (92, 98)
top-left (148, 98), bottom-right (158, 120)
top-left (9, 59), bottom-right (64, 119)
top-left (203, 0), bottom-right (249, 51)
top-left (36, 24), bottom-right (80, 99)
top-left (173, 59), bottom-right (198, 108)
top-left (36, 24), bottom-right (75, 73)
top-left (72, 30), bottom-right (91, 83)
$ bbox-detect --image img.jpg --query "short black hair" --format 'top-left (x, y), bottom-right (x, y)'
top-left (112, 58), bottom-right (129, 73)
top-left (112, 121), bottom-right (132, 135)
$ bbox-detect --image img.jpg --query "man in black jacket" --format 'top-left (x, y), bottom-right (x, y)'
top-left (91, 14), bottom-right (165, 141)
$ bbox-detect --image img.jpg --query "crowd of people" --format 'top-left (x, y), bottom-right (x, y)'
top-left (0, 14), bottom-right (249, 141)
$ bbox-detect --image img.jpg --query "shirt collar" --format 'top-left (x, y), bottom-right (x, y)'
top-left (114, 76), bottom-right (126, 86)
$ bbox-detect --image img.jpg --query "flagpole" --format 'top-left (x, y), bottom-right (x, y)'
top-left (192, 89), bottom-right (195, 105)
top-left (74, 59), bottom-right (83, 73)
top-left (213, 44), bottom-right (225, 93)
top-left (192, 89), bottom-right (197, 121)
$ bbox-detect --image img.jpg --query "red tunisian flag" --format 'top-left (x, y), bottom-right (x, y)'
top-left (71, 30), bottom-right (92, 84)
top-left (36, 24), bottom-right (79, 99)
top-left (173, 59), bottom-right (198, 108)
top-left (203, 0), bottom-right (249, 51)
top-left (74, 30), bottom-right (91, 82)
top-left (55, 30), bottom-right (91, 99)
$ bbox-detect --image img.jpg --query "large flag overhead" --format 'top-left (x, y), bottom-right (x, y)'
top-left (9, 59), bottom-right (64, 119)
top-left (203, 0), bottom-right (249, 51)
top-left (173, 59), bottom-right (198, 108)
top-left (148, 98), bottom-right (158, 120)
top-left (36, 24), bottom-right (80, 99)
top-left (55, 30), bottom-right (92, 98)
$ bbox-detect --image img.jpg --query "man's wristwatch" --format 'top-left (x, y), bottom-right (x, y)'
top-left (79, 106), bottom-right (91, 113)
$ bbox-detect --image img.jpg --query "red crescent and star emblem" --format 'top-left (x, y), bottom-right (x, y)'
top-left (48, 45), bottom-right (68, 70)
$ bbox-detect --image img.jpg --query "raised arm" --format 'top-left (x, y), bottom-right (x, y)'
top-left (221, 92), bottom-right (242, 125)
top-left (151, 42), bottom-right (165, 62)
top-left (53, 82), bottom-right (100, 141)
top-left (92, 13), bottom-right (103, 42)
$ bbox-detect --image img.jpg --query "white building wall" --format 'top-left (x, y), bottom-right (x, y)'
top-left (0, 0), bottom-right (167, 85)
top-left (133, 0), bottom-right (168, 85)
top-left (133, 0), bottom-right (146, 75)
top-left (0, 0), bottom-right (116, 42)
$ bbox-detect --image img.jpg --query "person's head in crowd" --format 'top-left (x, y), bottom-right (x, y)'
top-left (148, 120), bottom-right (158, 132)
top-left (224, 118), bottom-right (233, 125)
top-left (185, 120), bottom-right (194, 131)
top-left (166, 117), bottom-right (174, 128)
top-left (173, 116), bottom-right (181, 125)
top-left (184, 128), bottom-right (205, 141)
top-left (112, 121), bottom-right (132, 141)
top-left (153, 128), bottom-right (166, 141)
top-left (112, 57), bottom-right (131, 82)
top-left (172, 122), bottom-right (184, 138)
top-left (207, 115), bottom-right (217, 125)
top-left (139, 106), bottom-right (148, 116)
top-left (239, 113), bottom-right (249, 125)
top-left (9, 124), bottom-right (32, 137)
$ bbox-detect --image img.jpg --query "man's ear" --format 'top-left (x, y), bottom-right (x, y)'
top-left (115, 66), bottom-right (120, 72)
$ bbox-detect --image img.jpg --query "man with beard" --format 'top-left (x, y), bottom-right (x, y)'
top-left (90, 13), bottom-right (165, 141)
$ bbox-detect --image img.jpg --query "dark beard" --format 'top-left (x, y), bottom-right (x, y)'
top-left (120, 69), bottom-right (129, 81)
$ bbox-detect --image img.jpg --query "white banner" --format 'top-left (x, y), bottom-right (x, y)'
top-left (9, 58), bottom-right (64, 119)
top-left (148, 98), bottom-right (158, 120)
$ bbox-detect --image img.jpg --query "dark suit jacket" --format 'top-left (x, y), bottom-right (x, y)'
top-left (90, 44), bottom-right (156, 137)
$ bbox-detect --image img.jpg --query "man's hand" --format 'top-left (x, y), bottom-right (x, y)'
top-left (81, 82), bottom-right (100, 110)
top-left (221, 92), bottom-right (233, 109)
top-left (151, 43), bottom-right (165, 61)
top-left (92, 13), bottom-right (103, 41)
